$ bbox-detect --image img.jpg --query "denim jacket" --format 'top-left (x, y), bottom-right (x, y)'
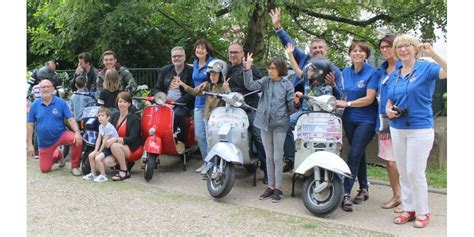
top-left (243, 69), bottom-right (297, 132)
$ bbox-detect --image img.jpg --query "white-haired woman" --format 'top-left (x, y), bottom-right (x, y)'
top-left (386, 34), bottom-right (447, 228)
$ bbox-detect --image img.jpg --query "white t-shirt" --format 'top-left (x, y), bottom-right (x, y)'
top-left (99, 122), bottom-right (119, 138)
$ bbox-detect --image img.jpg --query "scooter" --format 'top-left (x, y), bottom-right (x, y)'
top-left (78, 92), bottom-right (101, 174)
top-left (133, 92), bottom-right (196, 181)
top-left (291, 95), bottom-right (352, 216)
top-left (203, 91), bottom-right (259, 198)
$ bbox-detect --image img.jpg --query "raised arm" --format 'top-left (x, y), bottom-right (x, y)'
top-left (242, 53), bottom-right (262, 91)
top-left (419, 43), bottom-right (447, 79)
top-left (286, 43), bottom-right (303, 79)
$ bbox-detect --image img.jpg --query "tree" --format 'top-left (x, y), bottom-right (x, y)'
top-left (27, 0), bottom-right (447, 69)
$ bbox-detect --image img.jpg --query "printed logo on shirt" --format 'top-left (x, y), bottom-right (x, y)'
top-left (357, 80), bottom-right (366, 88)
top-left (409, 73), bottom-right (417, 82)
top-left (52, 108), bottom-right (59, 115)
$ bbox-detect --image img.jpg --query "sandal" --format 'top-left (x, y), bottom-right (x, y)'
top-left (112, 170), bottom-right (130, 181)
top-left (393, 211), bottom-right (416, 224)
top-left (413, 213), bottom-right (430, 228)
top-left (394, 205), bottom-right (404, 213)
top-left (382, 199), bottom-right (401, 209)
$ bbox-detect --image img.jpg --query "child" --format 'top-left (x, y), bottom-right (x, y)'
top-left (70, 76), bottom-right (95, 122)
top-left (82, 107), bottom-right (119, 182)
top-left (175, 58), bottom-right (230, 176)
top-left (242, 53), bottom-right (299, 202)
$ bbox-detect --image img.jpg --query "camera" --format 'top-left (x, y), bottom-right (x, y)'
top-left (392, 105), bottom-right (408, 117)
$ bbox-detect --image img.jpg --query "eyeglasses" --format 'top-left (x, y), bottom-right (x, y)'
top-left (379, 45), bottom-right (392, 50)
top-left (171, 55), bottom-right (184, 58)
top-left (396, 44), bottom-right (413, 51)
top-left (39, 85), bottom-right (53, 89)
top-left (267, 66), bottom-right (277, 70)
top-left (228, 51), bottom-right (242, 55)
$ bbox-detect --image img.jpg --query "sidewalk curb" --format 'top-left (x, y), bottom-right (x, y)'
top-left (369, 179), bottom-right (447, 195)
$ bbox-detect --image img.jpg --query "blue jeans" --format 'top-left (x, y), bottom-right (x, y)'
top-left (194, 108), bottom-right (208, 164)
top-left (283, 110), bottom-right (304, 159)
top-left (342, 121), bottom-right (375, 194)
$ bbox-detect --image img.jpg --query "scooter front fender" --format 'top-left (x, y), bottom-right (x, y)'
top-left (205, 142), bottom-right (243, 164)
top-left (294, 151), bottom-right (352, 178)
top-left (144, 136), bottom-right (162, 154)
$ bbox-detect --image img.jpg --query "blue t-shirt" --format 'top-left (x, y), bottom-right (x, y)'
top-left (387, 60), bottom-right (441, 129)
top-left (192, 57), bottom-right (214, 108)
top-left (341, 63), bottom-right (379, 124)
top-left (27, 96), bottom-right (72, 148)
top-left (375, 60), bottom-right (401, 131)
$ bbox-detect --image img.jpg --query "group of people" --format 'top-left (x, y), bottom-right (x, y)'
top-left (26, 7), bottom-right (447, 228)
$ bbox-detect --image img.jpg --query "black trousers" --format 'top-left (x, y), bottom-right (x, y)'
top-left (174, 106), bottom-right (190, 142)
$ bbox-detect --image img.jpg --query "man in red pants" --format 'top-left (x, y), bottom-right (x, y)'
top-left (27, 79), bottom-right (83, 175)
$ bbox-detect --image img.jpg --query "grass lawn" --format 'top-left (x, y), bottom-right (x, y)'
top-left (367, 164), bottom-right (447, 189)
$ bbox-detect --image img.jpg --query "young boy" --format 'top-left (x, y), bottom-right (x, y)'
top-left (70, 76), bottom-right (95, 122)
top-left (82, 107), bottom-right (118, 182)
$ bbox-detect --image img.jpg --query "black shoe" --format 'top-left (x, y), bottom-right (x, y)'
top-left (259, 188), bottom-right (273, 200)
top-left (342, 194), bottom-right (353, 212)
top-left (272, 189), bottom-right (283, 203)
top-left (283, 159), bottom-right (294, 173)
top-left (353, 189), bottom-right (369, 204)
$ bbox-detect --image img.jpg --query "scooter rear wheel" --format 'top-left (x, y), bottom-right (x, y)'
top-left (81, 149), bottom-right (91, 175)
top-left (144, 154), bottom-right (157, 181)
top-left (302, 171), bottom-right (343, 216)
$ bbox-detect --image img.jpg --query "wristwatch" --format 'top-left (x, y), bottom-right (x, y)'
top-left (347, 101), bottom-right (352, 107)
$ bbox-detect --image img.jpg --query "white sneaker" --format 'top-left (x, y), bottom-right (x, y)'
top-left (93, 175), bottom-right (108, 183)
top-left (195, 163), bottom-right (205, 173)
top-left (71, 168), bottom-right (82, 176)
top-left (82, 173), bottom-right (96, 181)
top-left (200, 165), bottom-right (210, 175)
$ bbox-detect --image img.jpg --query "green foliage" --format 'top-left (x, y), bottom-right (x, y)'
top-left (27, 0), bottom-right (447, 70)
top-left (367, 165), bottom-right (447, 189)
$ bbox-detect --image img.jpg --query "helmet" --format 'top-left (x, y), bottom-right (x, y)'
top-left (303, 56), bottom-right (332, 84)
top-left (206, 59), bottom-right (228, 79)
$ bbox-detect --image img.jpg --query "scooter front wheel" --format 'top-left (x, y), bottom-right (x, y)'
top-left (207, 158), bottom-right (235, 198)
top-left (302, 171), bottom-right (343, 216)
top-left (144, 154), bottom-right (158, 181)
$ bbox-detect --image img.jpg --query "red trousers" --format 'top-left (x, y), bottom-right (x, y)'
top-left (38, 131), bottom-right (82, 173)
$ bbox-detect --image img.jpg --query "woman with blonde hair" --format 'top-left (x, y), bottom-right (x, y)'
top-left (98, 68), bottom-right (123, 110)
top-left (386, 34), bottom-right (447, 228)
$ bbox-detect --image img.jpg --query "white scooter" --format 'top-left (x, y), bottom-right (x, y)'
top-left (291, 95), bottom-right (352, 216)
top-left (203, 91), bottom-right (259, 198)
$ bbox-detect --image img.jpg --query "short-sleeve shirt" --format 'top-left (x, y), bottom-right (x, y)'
top-left (341, 63), bottom-right (379, 124)
top-left (192, 57), bottom-right (214, 108)
top-left (387, 60), bottom-right (441, 129)
top-left (27, 96), bottom-right (72, 148)
top-left (99, 122), bottom-right (119, 139)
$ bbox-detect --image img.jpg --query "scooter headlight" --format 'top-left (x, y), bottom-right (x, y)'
top-left (149, 128), bottom-right (156, 135)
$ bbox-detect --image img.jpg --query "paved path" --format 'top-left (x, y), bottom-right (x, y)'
top-left (27, 155), bottom-right (446, 236)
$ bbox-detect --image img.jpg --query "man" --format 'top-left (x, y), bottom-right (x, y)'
top-left (153, 46), bottom-right (195, 152)
top-left (28, 60), bottom-right (61, 94)
top-left (270, 7), bottom-right (344, 171)
top-left (27, 79), bottom-right (83, 176)
top-left (70, 52), bottom-right (99, 92)
top-left (226, 42), bottom-right (267, 184)
top-left (97, 50), bottom-right (137, 92)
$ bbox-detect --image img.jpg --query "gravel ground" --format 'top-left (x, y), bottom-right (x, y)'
top-left (27, 158), bottom-right (388, 236)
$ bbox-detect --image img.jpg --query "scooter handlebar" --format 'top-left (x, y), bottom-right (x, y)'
top-left (132, 96), bottom-right (155, 102)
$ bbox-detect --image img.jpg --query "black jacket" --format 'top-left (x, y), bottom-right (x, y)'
top-left (153, 64), bottom-right (195, 111)
top-left (70, 66), bottom-right (99, 92)
top-left (227, 63), bottom-right (262, 110)
top-left (110, 112), bottom-right (142, 152)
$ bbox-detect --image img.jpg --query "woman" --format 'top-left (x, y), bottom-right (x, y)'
top-left (191, 39), bottom-right (215, 175)
top-left (104, 91), bottom-right (142, 181)
top-left (377, 34), bottom-right (403, 213)
top-left (243, 53), bottom-right (298, 202)
top-left (387, 34), bottom-right (447, 228)
top-left (336, 40), bottom-right (379, 212)
top-left (98, 68), bottom-right (122, 111)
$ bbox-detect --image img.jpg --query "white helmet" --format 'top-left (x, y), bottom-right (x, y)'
top-left (206, 59), bottom-right (228, 79)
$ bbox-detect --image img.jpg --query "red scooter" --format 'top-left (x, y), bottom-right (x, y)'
top-left (133, 92), bottom-right (196, 181)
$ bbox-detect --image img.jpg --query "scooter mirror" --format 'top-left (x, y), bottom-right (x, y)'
top-left (226, 92), bottom-right (244, 108)
top-left (154, 92), bottom-right (167, 105)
